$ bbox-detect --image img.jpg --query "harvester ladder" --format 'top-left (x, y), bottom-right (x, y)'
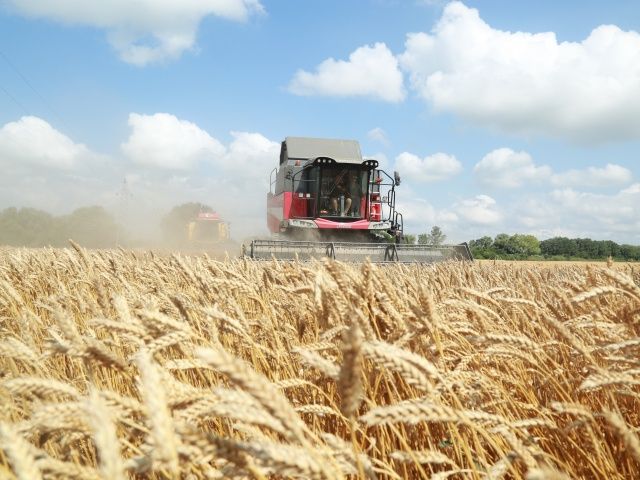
top-left (384, 244), bottom-right (399, 261)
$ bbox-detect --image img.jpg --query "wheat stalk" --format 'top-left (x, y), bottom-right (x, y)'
top-left (135, 350), bottom-right (179, 474)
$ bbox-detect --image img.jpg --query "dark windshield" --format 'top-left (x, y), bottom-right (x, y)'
top-left (318, 166), bottom-right (368, 218)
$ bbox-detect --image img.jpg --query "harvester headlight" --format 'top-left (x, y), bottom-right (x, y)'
top-left (369, 221), bottom-right (391, 230)
top-left (288, 219), bottom-right (318, 228)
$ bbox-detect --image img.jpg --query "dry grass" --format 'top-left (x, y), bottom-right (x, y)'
top-left (0, 245), bottom-right (639, 479)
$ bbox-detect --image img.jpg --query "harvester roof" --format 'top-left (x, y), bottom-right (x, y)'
top-left (282, 137), bottom-right (363, 164)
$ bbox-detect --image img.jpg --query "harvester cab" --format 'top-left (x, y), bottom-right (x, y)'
top-left (267, 137), bottom-right (401, 239)
top-left (249, 137), bottom-right (472, 262)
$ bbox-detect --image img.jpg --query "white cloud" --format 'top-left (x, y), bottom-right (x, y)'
top-left (475, 147), bottom-right (633, 190)
top-left (549, 187), bottom-right (637, 224)
top-left (0, 116), bottom-right (118, 215)
top-left (288, 43), bottom-right (406, 102)
top-left (622, 183), bottom-right (640, 195)
top-left (399, 1), bottom-right (640, 142)
top-left (551, 163), bottom-right (633, 188)
top-left (4, 0), bottom-right (264, 65)
top-left (220, 131), bottom-right (280, 179)
top-left (516, 185), bottom-right (640, 241)
top-left (453, 194), bottom-right (502, 225)
top-left (0, 116), bottom-right (92, 169)
top-left (397, 183), bottom-right (640, 243)
top-left (474, 148), bottom-right (551, 188)
top-left (395, 191), bottom-right (501, 242)
top-left (395, 151), bottom-right (462, 182)
top-left (367, 127), bottom-right (389, 146)
top-left (395, 195), bottom-right (459, 232)
top-left (121, 113), bottom-right (225, 170)
top-left (121, 113), bottom-right (279, 179)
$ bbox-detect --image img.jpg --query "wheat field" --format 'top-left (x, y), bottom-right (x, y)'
top-left (0, 245), bottom-right (639, 479)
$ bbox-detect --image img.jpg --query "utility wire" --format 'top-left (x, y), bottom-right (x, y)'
top-left (0, 48), bottom-right (67, 127)
top-left (0, 82), bottom-right (29, 114)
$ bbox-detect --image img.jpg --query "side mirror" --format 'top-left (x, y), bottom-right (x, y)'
top-left (394, 171), bottom-right (401, 186)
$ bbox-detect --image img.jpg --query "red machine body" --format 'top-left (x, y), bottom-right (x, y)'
top-left (266, 137), bottom-right (402, 241)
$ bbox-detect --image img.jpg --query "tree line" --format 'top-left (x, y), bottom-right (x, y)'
top-left (0, 203), bottom-right (218, 248)
top-left (2, 208), bottom-right (639, 260)
top-left (403, 226), bottom-right (447, 246)
top-left (0, 206), bottom-right (121, 248)
top-left (468, 233), bottom-right (640, 261)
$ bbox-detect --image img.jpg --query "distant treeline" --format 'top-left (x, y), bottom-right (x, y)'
top-left (0, 206), bottom-right (121, 248)
top-left (469, 234), bottom-right (640, 261)
top-left (0, 202), bottom-right (220, 249)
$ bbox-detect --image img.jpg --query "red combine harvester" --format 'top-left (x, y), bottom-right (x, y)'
top-left (247, 137), bottom-right (472, 262)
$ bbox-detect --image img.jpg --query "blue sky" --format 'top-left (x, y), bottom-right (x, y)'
top-left (1, 0), bottom-right (639, 243)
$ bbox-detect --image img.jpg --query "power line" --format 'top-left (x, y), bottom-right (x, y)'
top-left (0, 49), bottom-right (66, 127)
top-left (0, 83), bottom-right (29, 114)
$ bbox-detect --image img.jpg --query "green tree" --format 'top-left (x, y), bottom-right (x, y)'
top-left (469, 236), bottom-right (493, 250)
top-left (493, 233), bottom-right (511, 253)
top-left (59, 206), bottom-right (120, 248)
top-left (420, 226), bottom-right (446, 246)
top-left (507, 234), bottom-right (541, 256)
top-left (0, 207), bottom-right (55, 246)
top-left (540, 237), bottom-right (578, 257)
top-left (0, 206), bottom-right (122, 248)
top-left (403, 234), bottom-right (416, 245)
top-left (468, 236), bottom-right (496, 259)
top-left (620, 244), bottom-right (640, 261)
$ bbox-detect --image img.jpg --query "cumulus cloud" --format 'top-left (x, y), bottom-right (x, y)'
top-left (453, 194), bottom-right (502, 225)
top-left (121, 113), bottom-right (279, 178)
top-left (399, 1), bottom-right (640, 142)
top-left (551, 164), bottom-right (633, 188)
top-left (0, 116), bottom-right (118, 215)
top-left (221, 131), bottom-right (280, 179)
top-left (122, 113), bottom-right (225, 170)
top-left (288, 43), bottom-right (406, 102)
top-left (395, 151), bottom-right (462, 182)
top-left (367, 127), bottom-right (389, 146)
top-left (475, 147), bottom-right (633, 190)
top-left (4, 0), bottom-right (264, 65)
top-left (515, 185), bottom-right (640, 241)
top-left (394, 191), bottom-right (502, 242)
top-left (474, 148), bottom-right (551, 188)
top-left (0, 116), bottom-right (92, 169)
top-left (395, 194), bottom-right (458, 231)
top-left (549, 187), bottom-right (638, 224)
